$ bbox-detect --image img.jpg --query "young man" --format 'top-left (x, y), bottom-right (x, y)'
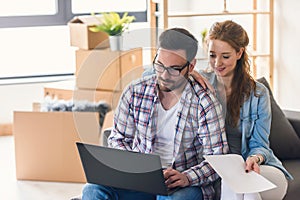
top-left (82, 28), bottom-right (228, 200)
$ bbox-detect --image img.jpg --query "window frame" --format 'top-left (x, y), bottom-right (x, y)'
top-left (0, 0), bottom-right (148, 83)
top-left (0, 0), bottom-right (148, 28)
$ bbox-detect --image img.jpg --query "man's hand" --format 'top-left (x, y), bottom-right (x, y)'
top-left (163, 168), bottom-right (190, 188)
top-left (190, 70), bottom-right (215, 93)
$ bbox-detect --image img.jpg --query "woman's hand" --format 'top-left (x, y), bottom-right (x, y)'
top-left (190, 70), bottom-right (215, 93)
top-left (245, 156), bottom-right (261, 174)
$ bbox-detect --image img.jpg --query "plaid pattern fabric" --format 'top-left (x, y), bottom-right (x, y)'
top-left (108, 75), bottom-right (228, 200)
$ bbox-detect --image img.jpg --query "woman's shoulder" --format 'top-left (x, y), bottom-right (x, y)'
top-left (199, 69), bottom-right (214, 78)
top-left (199, 69), bottom-right (216, 84)
top-left (243, 80), bottom-right (270, 109)
top-left (254, 80), bottom-right (270, 97)
top-left (241, 80), bottom-right (271, 118)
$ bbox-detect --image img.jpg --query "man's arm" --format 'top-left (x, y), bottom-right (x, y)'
top-left (184, 91), bottom-right (228, 186)
top-left (108, 85), bottom-right (136, 151)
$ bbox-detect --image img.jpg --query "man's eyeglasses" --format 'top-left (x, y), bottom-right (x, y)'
top-left (152, 54), bottom-right (190, 76)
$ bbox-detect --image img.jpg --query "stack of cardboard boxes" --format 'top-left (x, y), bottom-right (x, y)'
top-left (13, 15), bottom-right (144, 183)
top-left (44, 15), bottom-right (144, 106)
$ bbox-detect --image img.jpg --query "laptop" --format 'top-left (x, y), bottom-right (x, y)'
top-left (76, 142), bottom-right (179, 195)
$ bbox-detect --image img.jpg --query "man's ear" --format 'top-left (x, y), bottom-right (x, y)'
top-left (189, 59), bottom-right (197, 72)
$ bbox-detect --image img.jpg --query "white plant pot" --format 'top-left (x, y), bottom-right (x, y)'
top-left (109, 35), bottom-right (123, 51)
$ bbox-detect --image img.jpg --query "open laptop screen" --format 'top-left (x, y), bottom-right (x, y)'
top-left (76, 142), bottom-right (171, 195)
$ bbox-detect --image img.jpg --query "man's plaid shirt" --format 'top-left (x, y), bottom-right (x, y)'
top-left (108, 75), bottom-right (228, 200)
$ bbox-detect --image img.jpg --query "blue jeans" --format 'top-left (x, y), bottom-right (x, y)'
top-left (157, 186), bottom-right (203, 200)
top-left (82, 183), bottom-right (156, 200)
top-left (82, 183), bottom-right (202, 200)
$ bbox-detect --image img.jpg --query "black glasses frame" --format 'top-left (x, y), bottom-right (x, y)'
top-left (152, 54), bottom-right (190, 76)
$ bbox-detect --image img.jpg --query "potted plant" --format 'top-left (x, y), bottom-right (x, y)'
top-left (89, 12), bottom-right (135, 51)
top-left (198, 28), bottom-right (208, 58)
top-left (200, 28), bottom-right (208, 53)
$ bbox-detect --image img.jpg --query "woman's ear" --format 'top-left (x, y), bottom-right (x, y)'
top-left (237, 48), bottom-right (244, 60)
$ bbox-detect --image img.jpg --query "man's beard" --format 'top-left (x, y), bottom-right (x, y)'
top-left (157, 73), bottom-right (189, 92)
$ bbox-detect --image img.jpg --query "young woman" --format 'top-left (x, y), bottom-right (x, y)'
top-left (192, 20), bottom-right (292, 200)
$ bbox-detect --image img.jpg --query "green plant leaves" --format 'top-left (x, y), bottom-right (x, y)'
top-left (89, 12), bottom-right (135, 36)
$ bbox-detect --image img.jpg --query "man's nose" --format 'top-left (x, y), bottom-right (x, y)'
top-left (161, 68), bottom-right (171, 78)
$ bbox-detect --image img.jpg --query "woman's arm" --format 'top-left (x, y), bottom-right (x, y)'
top-left (245, 84), bottom-right (272, 172)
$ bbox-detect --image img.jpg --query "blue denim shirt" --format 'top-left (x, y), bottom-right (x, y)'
top-left (203, 72), bottom-right (293, 180)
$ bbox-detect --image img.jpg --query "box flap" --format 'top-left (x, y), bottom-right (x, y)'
top-left (69, 15), bottom-right (103, 26)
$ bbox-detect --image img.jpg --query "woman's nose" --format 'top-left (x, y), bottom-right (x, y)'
top-left (215, 57), bottom-right (222, 67)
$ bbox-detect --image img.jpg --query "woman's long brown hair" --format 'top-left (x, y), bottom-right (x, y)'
top-left (209, 20), bottom-right (256, 127)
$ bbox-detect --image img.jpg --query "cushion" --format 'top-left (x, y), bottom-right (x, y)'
top-left (257, 77), bottom-right (300, 160)
top-left (282, 160), bottom-right (300, 199)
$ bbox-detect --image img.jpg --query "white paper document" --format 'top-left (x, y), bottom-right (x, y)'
top-left (204, 154), bottom-right (277, 193)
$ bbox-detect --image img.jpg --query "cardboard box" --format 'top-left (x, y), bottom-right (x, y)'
top-left (43, 80), bottom-right (122, 109)
top-left (0, 123), bottom-right (12, 136)
top-left (76, 48), bottom-right (143, 91)
top-left (68, 15), bottom-right (109, 50)
top-left (13, 111), bottom-right (101, 183)
top-left (102, 111), bottom-right (114, 131)
top-left (101, 111), bottom-right (114, 146)
top-left (32, 102), bottom-right (41, 111)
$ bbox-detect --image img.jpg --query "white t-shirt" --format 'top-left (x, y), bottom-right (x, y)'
top-left (152, 101), bottom-right (179, 168)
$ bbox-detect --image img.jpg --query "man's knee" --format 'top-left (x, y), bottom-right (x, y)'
top-left (82, 183), bottom-right (114, 200)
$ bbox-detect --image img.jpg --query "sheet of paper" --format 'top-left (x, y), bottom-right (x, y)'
top-left (204, 154), bottom-right (277, 193)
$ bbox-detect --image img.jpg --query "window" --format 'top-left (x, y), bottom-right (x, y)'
top-left (0, 0), bottom-right (148, 80)
top-left (72, 0), bottom-right (146, 13)
top-left (0, 0), bottom-right (147, 28)
top-left (0, 0), bottom-right (56, 16)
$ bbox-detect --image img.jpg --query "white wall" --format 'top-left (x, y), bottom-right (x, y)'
top-left (274, 0), bottom-right (300, 110)
top-left (0, 83), bottom-right (45, 124)
top-left (0, 76), bottom-right (77, 124)
top-left (1, 0), bottom-right (300, 125)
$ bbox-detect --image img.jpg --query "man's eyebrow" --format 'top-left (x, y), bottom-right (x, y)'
top-left (156, 60), bottom-right (164, 64)
top-left (155, 59), bottom-right (186, 68)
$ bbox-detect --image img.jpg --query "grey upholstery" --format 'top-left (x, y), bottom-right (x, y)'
top-left (257, 77), bottom-right (300, 200)
top-left (257, 77), bottom-right (300, 160)
top-left (282, 110), bottom-right (300, 200)
top-left (102, 128), bottom-right (112, 147)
